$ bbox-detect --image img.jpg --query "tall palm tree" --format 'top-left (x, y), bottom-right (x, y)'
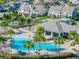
top-left (23, 41), bottom-right (34, 53)
top-left (35, 27), bottom-right (44, 35)
top-left (69, 30), bottom-right (77, 40)
top-left (54, 36), bottom-right (65, 53)
top-left (34, 35), bottom-right (46, 51)
top-left (34, 27), bottom-right (46, 52)
top-left (73, 35), bottom-right (79, 44)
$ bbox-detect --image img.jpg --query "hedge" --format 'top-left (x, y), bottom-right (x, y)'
top-left (0, 51), bottom-right (77, 59)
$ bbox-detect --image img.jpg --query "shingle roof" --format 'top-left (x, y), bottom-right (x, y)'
top-left (32, 21), bottom-right (60, 33)
top-left (32, 20), bottom-right (79, 34)
top-left (32, 4), bottom-right (47, 14)
top-left (60, 21), bottom-right (79, 34)
top-left (48, 6), bottom-right (62, 14)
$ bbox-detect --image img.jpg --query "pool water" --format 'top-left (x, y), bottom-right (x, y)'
top-left (10, 36), bottom-right (60, 51)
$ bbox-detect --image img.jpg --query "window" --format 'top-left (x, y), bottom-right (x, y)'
top-left (53, 32), bottom-right (59, 37)
top-left (45, 31), bottom-right (51, 35)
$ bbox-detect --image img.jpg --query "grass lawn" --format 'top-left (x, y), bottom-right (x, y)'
top-left (32, 19), bottom-right (43, 25)
top-left (36, 13), bottom-right (49, 19)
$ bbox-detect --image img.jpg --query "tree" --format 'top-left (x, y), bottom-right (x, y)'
top-left (23, 41), bottom-right (34, 53)
top-left (4, 29), bottom-right (14, 37)
top-left (0, 20), bottom-right (11, 27)
top-left (73, 35), bottom-right (79, 44)
top-left (35, 27), bottom-right (44, 35)
top-left (54, 36), bottom-right (65, 53)
top-left (69, 30), bottom-right (77, 40)
top-left (69, 20), bottom-right (77, 25)
top-left (34, 35), bottom-right (46, 51)
top-left (34, 27), bottom-right (46, 51)
top-left (0, 36), bottom-right (5, 43)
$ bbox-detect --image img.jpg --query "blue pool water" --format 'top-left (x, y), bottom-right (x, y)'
top-left (10, 36), bottom-right (60, 51)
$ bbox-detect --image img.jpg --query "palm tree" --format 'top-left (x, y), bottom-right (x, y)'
top-left (35, 27), bottom-right (44, 35)
top-left (23, 41), bottom-right (34, 53)
top-left (69, 30), bottom-right (77, 40)
top-left (54, 36), bottom-right (65, 53)
top-left (4, 29), bottom-right (14, 38)
top-left (0, 36), bottom-right (5, 43)
top-left (34, 27), bottom-right (46, 52)
top-left (0, 0), bottom-right (6, 4)
top-left (34, 35), bottom-right (46, 51)
top-left (73, 35), bottom-right (79, 44)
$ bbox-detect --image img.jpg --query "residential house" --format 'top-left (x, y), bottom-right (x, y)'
top-left (69, 0), bottom-right (79, 4)
top-left (44, 0), bottom-right (56, 7)
top-left (61, 6), bottom-right (78, 18)
top-left (48, 6), bottom-right (78, 18)
top-left (18, 3), bottom-right (31, 14)
top-left (32, 4), bottom-right (47, 15)
top-left (48, 6), bottom-right (62, 17)
top-left (33, 0), bottom-right (40, 4)
top-left (44, 0), bottom-right (54, 3)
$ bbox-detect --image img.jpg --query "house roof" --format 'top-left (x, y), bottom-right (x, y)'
top-left (32, 21), bottom-right (60, 33)
top-left (32, 4), bottom-right (47, 13)
top-left (48, 6), bottom-right (62, 14)
top-left (48, 6), bottom-right (76, 15)
top-left (44, 0), bottom-right (54, 3)
top-left (19, 2), bottom-right (30, 13)
top-left (61, 6), bottom-right (75, 14)
top-left (60, 21), bottom-right (79, 34)
top-left (32, 20), bottom-right (79, 34)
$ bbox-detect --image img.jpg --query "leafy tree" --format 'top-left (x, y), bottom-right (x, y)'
top-left (24, 41), bottom-right (34, 53)
top-left (0, 36), bottom-right (5, 43)
top-left (4, 29), bottom-right (14, 37)
top-left (69, 30), bottom-right (77, 40)
top-left (34, 27), bottom-right (46, 51)
top-left (54, 36), bottom-right (65, 53)
top-left (74, 35), bottom-right (79, 44)
top-left (35, 27), bottom-right (44, 35)
top-left (34, 35), bottom-right (46, 51)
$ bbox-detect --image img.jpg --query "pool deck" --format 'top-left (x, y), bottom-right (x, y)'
top-left (0, 28), bottom-right (78, 56)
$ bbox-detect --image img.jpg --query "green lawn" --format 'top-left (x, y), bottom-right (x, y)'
top-left (32, 19), bottom-right (43, 25)
top-left (36, 13), bottom-right (49, 19)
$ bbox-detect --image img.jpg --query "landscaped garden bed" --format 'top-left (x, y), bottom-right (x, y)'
top-left (0, 51), bottom-right (77, 59)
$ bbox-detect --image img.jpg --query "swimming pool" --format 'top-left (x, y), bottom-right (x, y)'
top-left (10, 36), bottom-right (60, 51)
